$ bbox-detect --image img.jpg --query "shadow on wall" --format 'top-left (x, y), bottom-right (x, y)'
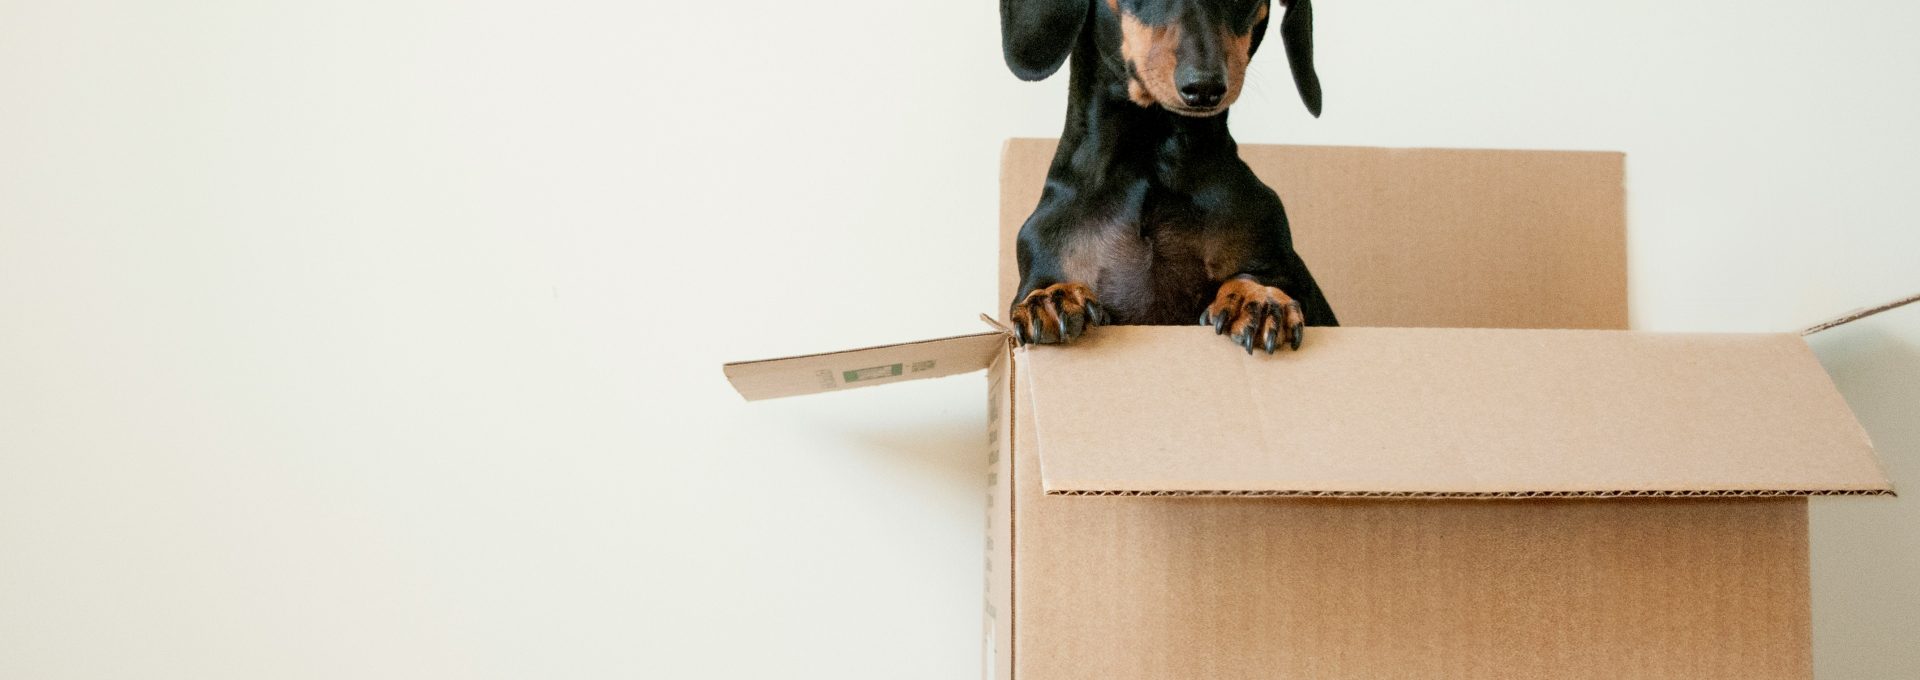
top-left (841, 406), bottom-right (987, 488)
top-left (769, 380), bottom-right (990, 499)
top-left (1808, 323), bottom-right (1920, 678)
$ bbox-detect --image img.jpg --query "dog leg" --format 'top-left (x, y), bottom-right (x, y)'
top-left (1200, 276), bottom-right (1307, 353)
top-left (1009, 282), bottom-right (1108, 346)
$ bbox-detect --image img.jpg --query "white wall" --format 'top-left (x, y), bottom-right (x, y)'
top-left (1, 1), bottom-right (1914, 677)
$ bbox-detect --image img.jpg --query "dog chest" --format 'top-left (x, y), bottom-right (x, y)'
top-left (1059, 211), bottom-right (1215, 325)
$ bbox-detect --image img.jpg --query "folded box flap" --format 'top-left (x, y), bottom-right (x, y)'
top-left (1021, 326), bottom-right (1892, 498)
top-left (725, 332), bottom-right (1006, 401)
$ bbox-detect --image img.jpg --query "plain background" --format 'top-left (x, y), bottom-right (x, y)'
top-left (2, 1), bottom-right (1916, 677)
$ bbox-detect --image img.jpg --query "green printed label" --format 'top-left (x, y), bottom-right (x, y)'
top-left (843, 363), bottom-right (904, 383)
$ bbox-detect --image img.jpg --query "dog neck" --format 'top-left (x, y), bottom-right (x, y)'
top-left (1049, 33), bottom-right (1240, 194)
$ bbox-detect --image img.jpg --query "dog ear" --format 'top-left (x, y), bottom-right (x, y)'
top-left (1001, 0), bottom-right (1090, 81)
top-left (1279, 0), bottom-right (1323, 117)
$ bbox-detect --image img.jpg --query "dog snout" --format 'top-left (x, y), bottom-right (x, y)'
top-left (1176, 68), bottom-right (1227, 108)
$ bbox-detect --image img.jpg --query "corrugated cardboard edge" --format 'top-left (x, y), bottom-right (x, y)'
top-left (724, 331), bottom-right (999, 368)
top-left (1049, 488), bottom-right (1890, 499)
top-left (1801, 292), bottom-right (1920, 336)
top-left (996, 342), bottom-right (1017, 680)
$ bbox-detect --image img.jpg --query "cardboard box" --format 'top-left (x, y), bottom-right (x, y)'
top-left (725, 140), bottom-right (1895, 679)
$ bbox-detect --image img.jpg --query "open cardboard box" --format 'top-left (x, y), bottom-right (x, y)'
top-left (725, 140), bottom-right (1897, 679)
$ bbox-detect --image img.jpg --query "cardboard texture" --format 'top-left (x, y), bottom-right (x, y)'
top-left (723, 141), bottom-right (1894, 679)
top-left (1022, 326), bottom-right (1888, 498)
top-left (722, 332), bottom-right (1003, 400)
top-left (999, 139), bottom-right (1628, 329)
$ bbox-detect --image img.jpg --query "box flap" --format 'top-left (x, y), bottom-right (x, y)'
top-left (1802, 291), bottom-right (1920, 335)
top-left (1021, 325), bottom-right (1892, 498)
top-left (724, 332), bottom-right (1006, 401)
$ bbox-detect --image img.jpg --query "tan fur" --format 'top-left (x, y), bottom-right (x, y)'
top-left (1010, 282), bottom-right (1102, 344)
top-left (1112, 2), bottom-right (1267, 116)
top-left (1126, 79), bottom-right (1156, 108)
top-left (1223, 4), bottom-right (1267, 99)
top-left (1117, 11), bottom-right (1184, 112)
top-left (1204, 277), bottom-right (1304, 348)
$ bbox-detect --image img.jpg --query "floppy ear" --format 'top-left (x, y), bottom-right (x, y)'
top-left (1001, 0), bottom-right (1090, 81)
top-left (1279, 0), bottom-right (1323, 117)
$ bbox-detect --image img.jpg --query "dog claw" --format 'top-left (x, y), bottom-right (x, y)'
top-left (1010, 282), bottom-right (1101, 346)
top-left (1204, 278), bottom-right (1307, 354)
top-left (1028, 308), bottom-right (1052, 344)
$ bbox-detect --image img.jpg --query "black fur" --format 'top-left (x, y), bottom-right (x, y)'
top-left (1003, 0), bottom-right (1336, 350)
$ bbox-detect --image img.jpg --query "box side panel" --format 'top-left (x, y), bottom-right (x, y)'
top-left (1008, 355), bottom-right (1045, 680)
top-left (998, 139), bottom-right (1053, 314)
top-left (1016, 494), bottom-right (1811, 680)
top-left (983, 350), bottom-right (1015, 680)
top-left (1251, 145), bottom-right (1627, 330)
top-left (996, 140), bottom-right (1628, 331)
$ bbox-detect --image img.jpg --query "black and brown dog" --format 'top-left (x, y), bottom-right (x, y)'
top-left (1002, 0), bottom-right (1336, 353)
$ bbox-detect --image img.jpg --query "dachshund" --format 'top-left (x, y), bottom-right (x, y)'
top-left (1002, 0), bottom-right (1337, 353)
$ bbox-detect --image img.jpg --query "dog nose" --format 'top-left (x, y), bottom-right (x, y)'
top-left (1178, 76), bottom-right (1227, 108)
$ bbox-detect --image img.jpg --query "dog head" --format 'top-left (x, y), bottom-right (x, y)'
top-left (1000, 0), bottom-right (1321, 117)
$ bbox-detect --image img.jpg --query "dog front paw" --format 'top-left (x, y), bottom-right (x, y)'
top-left (1010, 282), bottom-right (1108, 345)
top-left (1200, 277), bottom-right (1306, 354)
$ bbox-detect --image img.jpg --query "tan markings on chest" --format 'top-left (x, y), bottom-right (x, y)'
top-left (1062, 222), bottom-right (1150, 285)
top-left (1060, 221), bottom-right (1160, 315)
